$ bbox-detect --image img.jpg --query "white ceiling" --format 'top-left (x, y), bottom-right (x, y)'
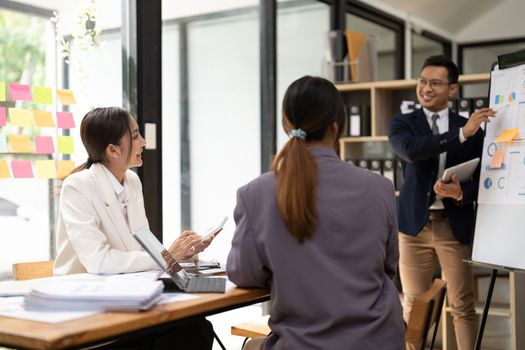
top-left (8, 0), bottom-right (524, 43)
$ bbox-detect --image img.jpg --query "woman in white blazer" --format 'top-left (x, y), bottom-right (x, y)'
top-left (54, 107), bottom-right (215, 349)
top-left (54, 107), bottom-right (204, 275)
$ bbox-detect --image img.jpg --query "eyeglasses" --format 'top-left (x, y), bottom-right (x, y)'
top-left (416, 78), bottom-right (451, 89)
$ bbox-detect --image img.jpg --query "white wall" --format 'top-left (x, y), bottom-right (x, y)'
top-left (457, 0), bottom-right (525, 42)
top-left (187, 11), bottom-right (260, 263)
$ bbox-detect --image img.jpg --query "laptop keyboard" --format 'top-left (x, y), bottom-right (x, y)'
top-left (186, 277), bottom-right (226, 293)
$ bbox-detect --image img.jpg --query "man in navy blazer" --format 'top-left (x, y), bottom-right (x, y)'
top-left (389, 55), bottom-right (496, 350)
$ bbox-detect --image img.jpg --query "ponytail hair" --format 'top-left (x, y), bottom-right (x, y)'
top-left (61, 107), bottom-right (133, 179)
top-left (272, 76), bottom-right (346, 243)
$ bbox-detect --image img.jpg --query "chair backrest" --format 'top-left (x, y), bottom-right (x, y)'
top-left (405, 278), bottom-right (447, 350)
top-left (12, 260), bottom-right (54, 281)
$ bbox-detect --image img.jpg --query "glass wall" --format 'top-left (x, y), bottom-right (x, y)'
top-left (412, 32), bottom-right (444, 78)
top-left (0, 8), bottom-right (52, 278)
top-left (276, 0), bottom-right (330, 149)
top-left (461, 42), bottom-right (525, 97)
top-left (0, 0), bottom-right (122, 279)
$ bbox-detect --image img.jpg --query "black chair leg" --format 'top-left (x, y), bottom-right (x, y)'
top-left (213, 329), bottom-right (227, 350)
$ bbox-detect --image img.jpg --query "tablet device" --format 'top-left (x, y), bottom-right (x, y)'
top-left (441, 157), bottom-right (480, 183)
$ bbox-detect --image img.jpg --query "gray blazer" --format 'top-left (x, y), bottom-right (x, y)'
top-left (227, 147), bottom-right (404, 350)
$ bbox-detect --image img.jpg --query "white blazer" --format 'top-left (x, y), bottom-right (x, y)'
top-left (54, 163), bottom-right (157, 275)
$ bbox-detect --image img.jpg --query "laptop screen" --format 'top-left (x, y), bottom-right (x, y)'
top-left (134, 227), bottom-right (190, 289)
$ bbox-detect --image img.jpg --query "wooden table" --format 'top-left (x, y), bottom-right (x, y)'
top-left (0, 288), bottom-right (270, 350)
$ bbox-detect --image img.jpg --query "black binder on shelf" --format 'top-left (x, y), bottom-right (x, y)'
top-left (357, 159), bottom-right (369, 170)
top-left (382, 159), bottom-right (395, 183)
top-left (472, 97), bottom-right (488, 111)
top-left (370, 159), bottom-right (381, 174)
top-left (457, 98), bottom-right (472, 119)
top-left (394, 157), bottom-right (404, 191)
top-left (348, 104), bottom-right (362, 136)
top-left (346, 159), bottom-right (356, 166)
top-left (361, 104), bottom-right (371, 136)
top-left (447, 99), bottom-right (457, 112)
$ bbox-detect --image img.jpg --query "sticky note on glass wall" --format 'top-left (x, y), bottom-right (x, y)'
top-left (11, 160), bottom-right (33, 178)
top-left (0, 135), bottom-right (7, 152)
top-left (33, 86), bottom-right (53, 105)
top-left (35, 160), bottom-right (56, 179)
top-left (35, 136), bottom-right (54, 154)
top-left (57, 160), bottom-right (75, 179)
top-left (9, 108), bottom-right (32, 127)
top-left (0, 82), bottom-right (5, 101)
top-left (9, 83), bottom-right (32, 101)
top-left (0, 159), bottom-right (10, 178)
top-left (57, 112), bottom-right (75, 128)
top-left (0, 107), bottom-right (6, 127)
top-left (8, 135), bottom-right (32, 153)
top-left (32, 110), bottom-right (55, 127)
top-left (56, 89), bottom-right (76, 105)
top-left (57, 136), bottom-right (74, 154)
top-left (495, 128), bottom-right (519, 143)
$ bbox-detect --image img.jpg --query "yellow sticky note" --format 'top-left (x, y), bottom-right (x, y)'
top-left (57, 136), bottom-right (74, 154)
top-left (32, 110), bottom-right (55, 127)
top-left (495, 128), bottom-right (519, 143)
top-left (56, 89), bottom-right (76, 105)
top-left (0, 159), bottom-right (10, 178)
top-left (9, 108), bottom-right (32, 127)
top-left (33, 86), bottom-right (53, 105)
top-left (35, 160), bottom-right (57, 179)
top-left (0, 81), bottom-right (5, 101)
top-left (57, 160), bottom-right (75, 179)
top-left (8, 135), bottom-right (32, 153)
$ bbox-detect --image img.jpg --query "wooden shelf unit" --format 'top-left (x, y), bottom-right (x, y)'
top-left (336, 73), bottom-right (490, 161)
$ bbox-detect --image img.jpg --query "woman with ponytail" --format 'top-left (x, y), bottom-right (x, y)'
top-left (227, 76), bottom-right (404, 350)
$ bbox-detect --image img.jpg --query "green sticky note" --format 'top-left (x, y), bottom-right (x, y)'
top-left (57, 136), bottom-right (74, 154)
top-left (33, 86), bottom-right (53, 105)
top-left (0, 82), bottom-right (5, 101)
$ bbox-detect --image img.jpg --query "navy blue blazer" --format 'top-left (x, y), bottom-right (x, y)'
top-left (388, 109), bottom-right (484, 244)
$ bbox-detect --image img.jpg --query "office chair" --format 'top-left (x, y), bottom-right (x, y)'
top-left (405, 278), bottom-right (447, 350)
top-left (12, 260), bottom-right (54, 280)
top-left (231, 315), bottom-right (271, 348)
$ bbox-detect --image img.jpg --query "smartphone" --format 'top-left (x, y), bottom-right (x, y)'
top-left (190, 217), bottom-right (228, 252)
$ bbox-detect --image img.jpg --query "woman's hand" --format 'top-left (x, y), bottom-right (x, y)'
top-left (168, 231), bottom-right (203, 261)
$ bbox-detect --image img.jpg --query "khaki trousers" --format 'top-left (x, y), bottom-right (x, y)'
top-left (399, 216), bottom-right (477, 350)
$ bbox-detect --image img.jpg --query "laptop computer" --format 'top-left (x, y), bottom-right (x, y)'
top-left (134, 227), bottom-right (227, 293)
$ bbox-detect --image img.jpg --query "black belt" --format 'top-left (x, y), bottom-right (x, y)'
top-left (429, 209), bottom-right (447, 221)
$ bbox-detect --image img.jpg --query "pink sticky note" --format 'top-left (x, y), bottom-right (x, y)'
top-left (11, 160), bottom-right (33, 178)
top-left (9, 83), bottom-right (32, 101)
top-left (35, 136), bottom-right (55, 154)
top-left (490, 149), bottom-right (505, 169)
top-left (0, 107), bottom-right (5, 126)
top-left (57, 112), bottom-right (75, 129)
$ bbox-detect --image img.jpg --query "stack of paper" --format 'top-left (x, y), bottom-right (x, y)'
top-left (23, 279), bottom-right (164, 312)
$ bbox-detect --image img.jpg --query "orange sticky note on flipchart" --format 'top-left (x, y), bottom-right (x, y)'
top-left (495, 128), bottom-right (519, 143)
top-left (490, 149), bottom-right (505, 169)
top-left (8, 135), bottom-right (32, 153)
top-left (56, 89), bottom-right (76, 105)
top-left (57, 160), bottom-right (75, 179)
top-left (0, 159), bottom-right (10, 178)
top-left (32, 110), bottom-right (55, 127)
